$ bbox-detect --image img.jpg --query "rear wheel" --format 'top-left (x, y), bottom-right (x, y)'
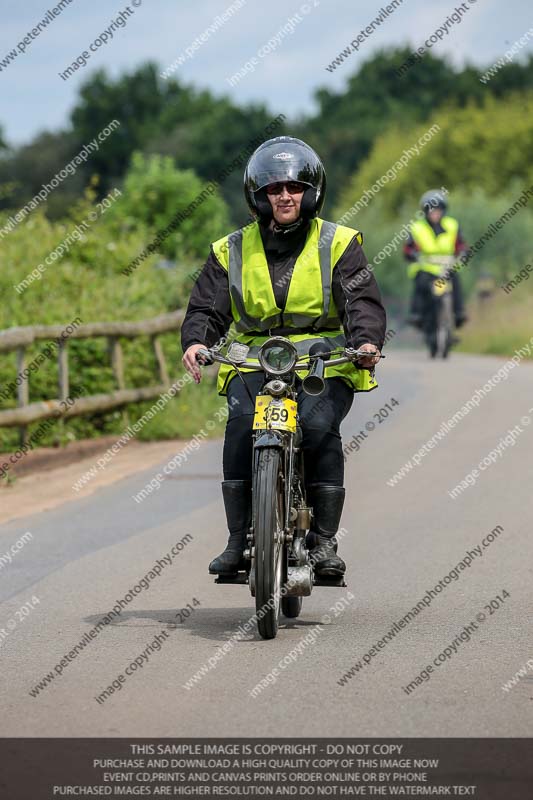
top-left (254, 448), bottom-right (284, 639)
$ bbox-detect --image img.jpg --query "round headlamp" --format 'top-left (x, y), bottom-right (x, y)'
top-left (258, 337), bottom-right (298, 376)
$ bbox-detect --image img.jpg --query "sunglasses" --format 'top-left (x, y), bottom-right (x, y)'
top-left (265, 181), bottom-right (306, 196)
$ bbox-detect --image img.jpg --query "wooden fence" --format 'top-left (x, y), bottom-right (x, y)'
top-left (0, 310), bottom-right (185, 444)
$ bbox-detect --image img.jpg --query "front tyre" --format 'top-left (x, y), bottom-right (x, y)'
top-left (439, 293), bottom-right (454, 358)
top-left (254, 447), bottom-right (284, 640)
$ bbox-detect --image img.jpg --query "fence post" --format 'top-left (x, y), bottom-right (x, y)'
top-left (16, 346), bottom-right (29, 447)
top-left (109, 336), bottom-right (128, 427)
top-left (57, 339), bottom-right (70, 443)
top-left (109, 337), bottom-right (125, 390)
top-left (151, 335), bottom-right (169, 387)
top-left (58, 339), bottom-right (69, 401)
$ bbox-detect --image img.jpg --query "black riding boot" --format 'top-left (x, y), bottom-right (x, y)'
top-left (306, 483), bottom-right (346, 577)
top-left (208, 480), bottom-right (252, 575)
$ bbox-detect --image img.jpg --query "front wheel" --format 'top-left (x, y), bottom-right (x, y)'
top-left (253, 447), bottom-right (284, 639)
top-left (438, 294), bottom-right (454, 358)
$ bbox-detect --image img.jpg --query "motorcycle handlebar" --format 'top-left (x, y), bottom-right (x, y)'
top-left (195, 347), bottom-right (384, 370)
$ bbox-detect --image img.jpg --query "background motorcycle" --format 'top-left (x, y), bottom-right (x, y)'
top-left (416, 255), bottom-right (457, 359)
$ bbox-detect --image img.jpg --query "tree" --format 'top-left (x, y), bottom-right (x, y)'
top-left (112, 152), bottom-right (230, 261)
top-left (299, 47), bottom-right (533, 214)
top-left (335, 93), bottom-right (533, 218)
top-left (70, 63), bottom-right (173, 192)
top-left (3, 48), bottom-right (533, 227)
top-left (0, 129), bottom-right (83, 217)
top-left (146, 98), bottom-right (286, 225)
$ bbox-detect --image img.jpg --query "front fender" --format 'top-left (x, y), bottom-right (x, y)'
top-left (254, 430), bottom-right (284, 448)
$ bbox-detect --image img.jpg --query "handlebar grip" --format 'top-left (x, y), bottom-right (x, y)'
top-left (195, 349), bottom-right (214, 365)
top-left (346, 347), bottom-right (382, 360)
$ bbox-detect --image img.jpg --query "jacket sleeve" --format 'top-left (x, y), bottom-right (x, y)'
top-left (403, 233), bottom-right (419, 262)
top-left (455, 227), bottom-right (469, 257)
top-left (180, 249), bottom-right (233, 354)
top-left (332, 237), bottom-right (387, 350)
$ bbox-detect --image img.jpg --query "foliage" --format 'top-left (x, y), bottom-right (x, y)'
top-left (300, 49), bottom-right (533, 214)
top-left (112, 152), bottom-right (230, 261)
top-left (70, 63), bottom-right (178, 191)
top-left (0, 192), bottom-right (217, 453)
top-left (0, 129), bottom-right (84, 220)
top-left (70, 63), bottom-right (283, 224)
top-left (457, 291), bottom-right (533, 358)
top-left (148, 96), bottom-right (286, 224)
top-left (2, 50), bottom-right (532, 222)
top-left (134, 372), bottom-right (226, 442)
top-left (336, 94), bottom-right (533, 216)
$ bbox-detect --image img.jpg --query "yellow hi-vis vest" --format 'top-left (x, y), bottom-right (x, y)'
top-left (408, 216), bottom-right (459, 279)
top-left (211, 218), bottom-right (378, 396)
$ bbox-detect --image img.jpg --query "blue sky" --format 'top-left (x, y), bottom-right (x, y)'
top-left (1, 0), bottom-right (532, 145)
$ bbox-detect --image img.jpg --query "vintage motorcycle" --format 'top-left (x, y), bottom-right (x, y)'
top-left (420, 255), bottom-right (456, 359)
top-left (196, 337), bottom-right (381, 640)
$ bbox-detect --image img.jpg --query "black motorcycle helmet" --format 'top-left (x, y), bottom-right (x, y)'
top-left (420, 189), bottom-right (448, 216)
top-left (244, 136), bottom-right (326, 224)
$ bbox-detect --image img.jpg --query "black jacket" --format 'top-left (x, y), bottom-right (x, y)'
top-left (181, 218), bottom-right (387, 353)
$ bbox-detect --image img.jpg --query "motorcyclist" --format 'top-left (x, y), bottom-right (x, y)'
top-left (181, 136), bottom-right (386, 579)
top-left (405, 189), bottom-right (468, 329)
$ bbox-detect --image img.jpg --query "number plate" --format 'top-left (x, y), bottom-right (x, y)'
top-left (253, 397), bottom-right (297, 432)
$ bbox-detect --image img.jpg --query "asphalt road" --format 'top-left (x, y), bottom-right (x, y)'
top-left (1, 347), bottom-right (532, 737)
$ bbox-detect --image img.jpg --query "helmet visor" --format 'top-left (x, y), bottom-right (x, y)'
top-left (247, 150), bottom-right (323, 192)
top-left (421, 190), bottom-right (447, 212)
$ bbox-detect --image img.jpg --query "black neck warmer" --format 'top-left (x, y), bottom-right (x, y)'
top-left (259, 217), bottom-right (310, 256)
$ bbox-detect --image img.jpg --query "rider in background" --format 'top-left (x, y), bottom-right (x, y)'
top-left (405, 189), bottom-right (468, 330)
top-left (181, 136), bottom-right (386, 579)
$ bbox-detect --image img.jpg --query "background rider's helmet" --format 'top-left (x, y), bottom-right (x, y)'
top-left (420, 189), bottom-right (448, 216)
top-left (244, 136), bottom-right (326, 224)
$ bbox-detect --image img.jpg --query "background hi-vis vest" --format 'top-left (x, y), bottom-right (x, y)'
top-left (408, 216), bottom-right (459, 279)
top-left (211, 218), bottom-right (378, 396)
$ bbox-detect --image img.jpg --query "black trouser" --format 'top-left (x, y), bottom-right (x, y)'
top-left (222, 373), bottom-right (354, 488)
top-left (410, 270), bottom-right (465, 318)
